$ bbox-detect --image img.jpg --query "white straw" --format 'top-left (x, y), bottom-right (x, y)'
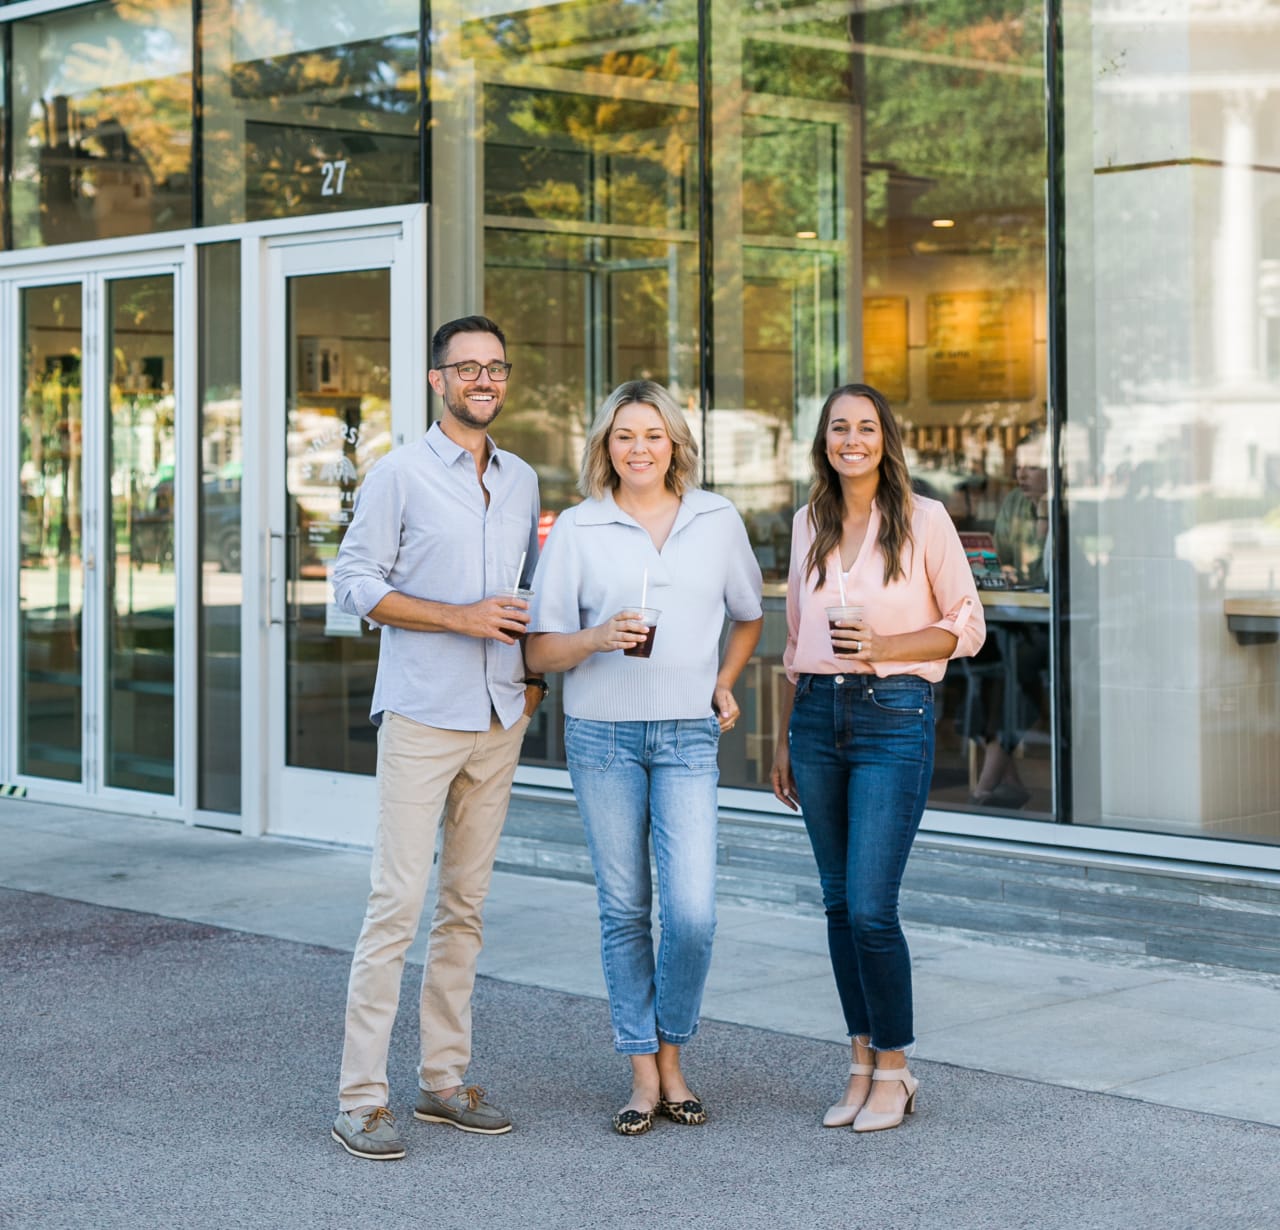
top-left (640, 568), bottom-right (648, 610)
top-left (837, 566), bottom-right (847, 606)
top-left (513, 550), bottom-right (527, 590)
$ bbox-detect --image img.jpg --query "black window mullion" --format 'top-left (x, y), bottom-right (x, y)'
top-left (1045, 0), bottom-right (1072, 825)
top-left (192, 0), bottom-right (203, 228)
top-left (420, 0), bottom-right (431, 204)
top-left (3, 22), bottom-right (12, 250)
top-left (696, 0), bottom-right (712, 484)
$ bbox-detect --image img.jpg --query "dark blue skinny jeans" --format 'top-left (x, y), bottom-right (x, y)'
top-left (789, 672), bottom-right (934, 1051)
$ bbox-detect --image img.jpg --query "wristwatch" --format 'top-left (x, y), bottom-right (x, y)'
top-left (523, 677), bottom-right (549, 697)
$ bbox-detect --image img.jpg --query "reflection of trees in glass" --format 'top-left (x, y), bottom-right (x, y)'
top-left (483, 225), bottom-right (698, 512)
top-left (471, 0), bottom-right (697, 78)
top-left (464, 1), bottom-right (696, 228)
top-left (470, 5), bottom-right (701, 514)
top-left (202, 2), bottom-right (419, 223)
top-left (743, 116), bottom-right (840, 238)
top-left (742, 0), bottom-right (1043, 254)
top-left (861, 0), bottom-right (1044, 230)
top-left (14, 0), bottom-right (192, 245)
top-left (484, 63), bottom-right (696, 230)
top-left (744, 11), bottom-right (856, 104)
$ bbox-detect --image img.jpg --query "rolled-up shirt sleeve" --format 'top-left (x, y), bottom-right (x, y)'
top-left (923, 504), bottom-right (986, 659)
top-left (331, 463), bottom-right (401, 625)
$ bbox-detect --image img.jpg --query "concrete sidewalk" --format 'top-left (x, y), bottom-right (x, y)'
top-left (3, 795), bottom-right (1280, 1128)
top-left (9, 887), bottom-right (1280, 1230)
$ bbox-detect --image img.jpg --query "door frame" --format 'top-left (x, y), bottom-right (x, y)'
top-left (243, 211), bottom-right (428, 843)
top-left (2, 248), bottom-right (194, 817)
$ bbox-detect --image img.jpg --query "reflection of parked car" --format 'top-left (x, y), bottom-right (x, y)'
top-left (203, 480), bottom-right (241, 573)
top-left (129, 480), bottom-right (174, 566)
top-left (131, 475), bottom-right (242, 573)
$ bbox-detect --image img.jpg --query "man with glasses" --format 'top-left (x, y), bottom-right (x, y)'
top-left (330, 316), bottom-right (544, 1160)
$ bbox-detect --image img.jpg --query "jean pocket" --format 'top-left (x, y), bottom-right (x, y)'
top-left (674, 718), bottom-right (720, 771)
top-left (563, 716), bottom-right (614, 771)
top-left (867, 684), bottom-right (929, 717)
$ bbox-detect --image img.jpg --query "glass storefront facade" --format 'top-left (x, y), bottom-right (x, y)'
top-left (1061, 0), bottom-right (1280, 844)
top-left (443, 0), bottom-right (1054, 817)
top-left (0, 1), bottom-right (1276, 865)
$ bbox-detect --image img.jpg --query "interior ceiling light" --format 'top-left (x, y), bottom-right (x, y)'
top-left (931, 218), bottom-right (956, 228)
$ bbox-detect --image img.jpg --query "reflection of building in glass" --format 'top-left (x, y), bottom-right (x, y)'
top-left (12, 2), bottom-right (193, 247)
top-left (39, 95), bottom-right (158, 243)
top-left (1061, 0), bottom-right (1280, 843)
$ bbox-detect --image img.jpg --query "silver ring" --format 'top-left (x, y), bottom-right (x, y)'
top-left (854, 640), bottom-right (862, 653)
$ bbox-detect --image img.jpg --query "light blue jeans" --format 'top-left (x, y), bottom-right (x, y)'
top-left (564, 716), bottom-right (721, 1054)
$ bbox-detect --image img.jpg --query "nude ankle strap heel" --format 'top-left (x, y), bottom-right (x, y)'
top-left (852, 1067), bottom-right (919, 1133)
top-left (822, 1061), bottom-right (875, 1128)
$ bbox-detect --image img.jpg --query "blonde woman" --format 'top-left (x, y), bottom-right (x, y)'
top-left (526, 380), bottom-right (762, 1136)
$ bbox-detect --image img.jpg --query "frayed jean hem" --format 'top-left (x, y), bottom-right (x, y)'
top-left (850, 1032), bottom-right (916, 1055)
top-left (614, 1037), bottom-right (659, 1055)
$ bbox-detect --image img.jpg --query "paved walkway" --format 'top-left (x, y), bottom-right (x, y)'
top-left (9, 887), bottom-right (1279, 1230)
top-left (4, 796), bottom-right (1280, 1129)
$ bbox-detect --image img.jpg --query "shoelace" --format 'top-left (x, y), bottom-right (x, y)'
top-left (458, 1085), bottom-right (486, 1110)
top-left (361, 1106), bottom-right (396, 1130)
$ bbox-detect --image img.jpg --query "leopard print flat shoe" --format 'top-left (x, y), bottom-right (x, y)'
top-left (612, 1107), bottom-right (655, 1136)
top-left (657, 1095), bottom-right (707, 1126)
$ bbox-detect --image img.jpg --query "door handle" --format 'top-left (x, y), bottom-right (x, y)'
top-left (268, 530), bottom-right (285, 626)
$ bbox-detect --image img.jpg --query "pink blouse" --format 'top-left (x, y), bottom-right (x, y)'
top-left (783, 496), bottom-right (985, 683)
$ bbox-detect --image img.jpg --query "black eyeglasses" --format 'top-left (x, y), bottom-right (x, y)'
top-left (436, 360), bottom-right (512, 382)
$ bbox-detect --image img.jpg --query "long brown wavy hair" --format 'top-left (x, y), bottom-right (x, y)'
top-left (803, 383), bottom-right (915, 589)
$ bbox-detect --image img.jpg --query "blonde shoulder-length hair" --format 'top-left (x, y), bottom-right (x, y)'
top-left (578, 380), bottom-right (701, 500)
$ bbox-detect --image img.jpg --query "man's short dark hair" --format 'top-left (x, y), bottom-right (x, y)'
top-left (431, 316), bottom-right (506, 369)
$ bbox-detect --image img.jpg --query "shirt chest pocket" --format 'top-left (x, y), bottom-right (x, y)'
top-left (489, 509), bottom-right (533, 582)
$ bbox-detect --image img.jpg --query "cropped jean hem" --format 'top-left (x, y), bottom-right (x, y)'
top-left (612, 1024), bottom-right (699, 1055)
top-left (614, 1037), bottom-right (659, 1055)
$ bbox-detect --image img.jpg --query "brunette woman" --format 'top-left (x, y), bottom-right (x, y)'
top-left (769, 384), bottom-right (984, 1132)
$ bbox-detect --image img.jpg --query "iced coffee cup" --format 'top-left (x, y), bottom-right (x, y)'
top-left (622, 607), bottom-right (661, 659)
top-left (825, 604), bottom-right (864, 656)
top-left (493, 586), bottom-right (534, 640)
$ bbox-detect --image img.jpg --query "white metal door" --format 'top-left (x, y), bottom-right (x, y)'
top-left (5, 253), bottom-right (193, 813)
top-left (260, 224), bottom-right (426, 843)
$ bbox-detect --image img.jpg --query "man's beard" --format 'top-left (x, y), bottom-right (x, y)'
top-left (446, 387), bottom-right (504, 430)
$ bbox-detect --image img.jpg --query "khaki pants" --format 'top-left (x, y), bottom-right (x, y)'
top-left (338, 709), bottom-right (529, 1110)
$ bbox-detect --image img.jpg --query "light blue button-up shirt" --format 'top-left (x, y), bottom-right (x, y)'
top-left (332, 422), bottom-right (540, 731)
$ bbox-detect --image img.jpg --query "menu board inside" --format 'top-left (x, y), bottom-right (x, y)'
top-left (863, 296), bottom-right (909, 402)
top-left (926, 290), bottom-right (1035, 402)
